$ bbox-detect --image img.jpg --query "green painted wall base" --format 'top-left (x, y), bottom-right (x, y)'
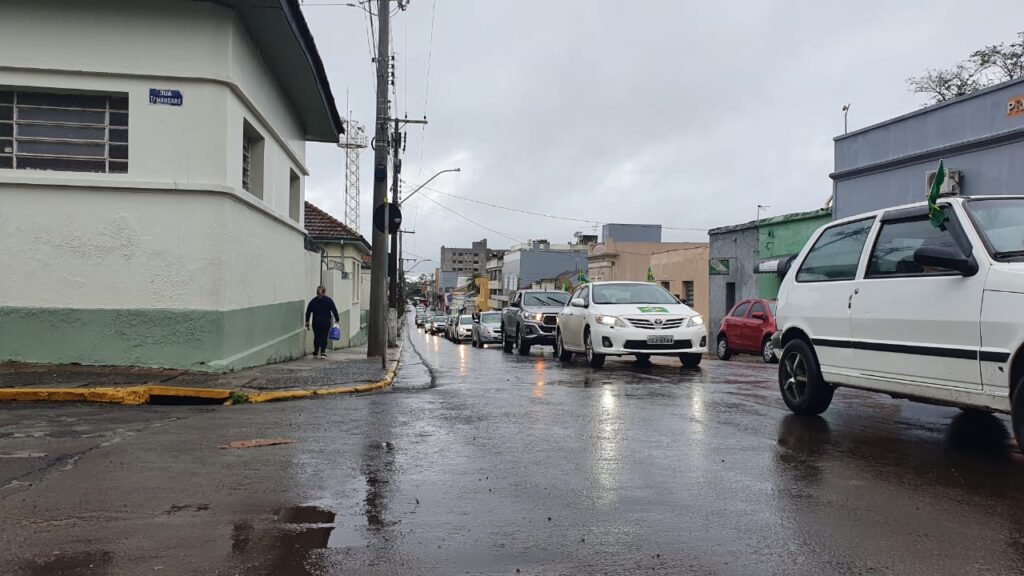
top-left (348, 310), bottom-right (369, 347)
top-left (0, 301), bottom-right (304, 372)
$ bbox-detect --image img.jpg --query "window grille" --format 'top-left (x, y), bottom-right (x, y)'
top-left (0, 90), bottom-right (128, 173)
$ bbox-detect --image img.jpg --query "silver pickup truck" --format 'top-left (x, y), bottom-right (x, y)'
top-left (500, 289), bottom-right (571, 355)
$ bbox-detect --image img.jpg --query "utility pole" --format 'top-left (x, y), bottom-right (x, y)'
top-left (388, 117), bottom-right (427, 318)
top-left (367, 0), bottom-right (391, 365)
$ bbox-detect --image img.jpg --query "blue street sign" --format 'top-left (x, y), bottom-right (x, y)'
top-left (149, 89), bottom-right (183, 106)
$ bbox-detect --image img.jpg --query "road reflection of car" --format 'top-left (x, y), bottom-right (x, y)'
top-left (454, 314), bottom-right (474, 342)
top-left (555, 281), bottom-right (707, 368)
top-left (771, 195), bottom-right (1024, 451)
top-left (501, 290), bottom-right (571, 355)
top-left (716, 298), bottom-right (778, 363)
top-left (428, 315), bottom-right (447, 335)
top-left (472, 311), bottom-right (502, 348)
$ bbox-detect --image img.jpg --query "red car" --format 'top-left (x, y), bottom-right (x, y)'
top-left (716, 298), bottom-right (778, 363)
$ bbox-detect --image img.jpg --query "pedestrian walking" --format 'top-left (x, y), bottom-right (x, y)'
top-left (305, 285), bottom-right (339, 358)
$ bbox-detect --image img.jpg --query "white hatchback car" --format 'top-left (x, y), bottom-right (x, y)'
top-left (772, 195), bottom-right (1024, 450)
top-left (555, 281), bottom-right (708, 368)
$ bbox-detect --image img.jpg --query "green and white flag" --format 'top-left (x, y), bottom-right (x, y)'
top-left (928, 160), bottom-right (948, 228)
top-left (646, 266), bottom-right (655, 282)
top-left (576, 263), bottom-right (589, 284)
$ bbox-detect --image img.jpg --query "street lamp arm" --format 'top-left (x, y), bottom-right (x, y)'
top-left (399, 168), bottom-right (460, 206)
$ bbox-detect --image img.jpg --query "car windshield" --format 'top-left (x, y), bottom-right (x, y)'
top-left (592, 283), bottom-right (678, 305)
top-left (523, 292), bottom-right (569, 307)
top-left (768, 302), bottom-right (777, 315)
top-left (967, 198), bottom-right (1024, 260)
top-left (480, 312), bottom-right (501, 324)
top-left (459, 316), bottom-right (473, 325)
top-left (433, 317), bottom-right (445, 322)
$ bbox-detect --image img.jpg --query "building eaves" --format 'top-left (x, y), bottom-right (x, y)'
top-left (757, 207), bottom-right (831, 226)
top-left (304, 201), bottom-right (370, 251)
top-left (216, 0), bottom-right (344, 141)
top-left (834, 75), bottom-right (1024, 142)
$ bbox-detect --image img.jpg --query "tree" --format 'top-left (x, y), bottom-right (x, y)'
top-left (465, 273), bottom-right (482, 292)
top-left (908, 31), bottom-right (1024, 103)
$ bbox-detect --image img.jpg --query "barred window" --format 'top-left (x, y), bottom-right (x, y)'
top-left (0, 90), bottom-right (128, 173)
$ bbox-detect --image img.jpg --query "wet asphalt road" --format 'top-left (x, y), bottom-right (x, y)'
top-left (3, 323), bottom-right (1024, 575)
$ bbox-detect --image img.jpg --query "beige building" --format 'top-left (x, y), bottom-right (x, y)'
top-left (650, 245), bottom-right (710, 321)
top-left (304, 202), bottom-right (371, 349)
top-left (588, 240), bottom-right (709, 320)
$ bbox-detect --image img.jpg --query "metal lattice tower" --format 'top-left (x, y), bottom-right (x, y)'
top-left (339, 120), bottom-right (368, 230)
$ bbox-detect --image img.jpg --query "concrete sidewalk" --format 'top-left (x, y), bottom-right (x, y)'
top-left (0, 343), bottom-right (401, 405)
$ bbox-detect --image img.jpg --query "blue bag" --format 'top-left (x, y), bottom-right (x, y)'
top-left (328, 325), bottom-right (341, 341)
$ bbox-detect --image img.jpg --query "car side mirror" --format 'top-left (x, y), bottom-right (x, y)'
top-left (751, 312), bottom-right (765, 320)
top-left (571, 298), bottom-right (586, 308)
top-left (913, 246), bottom-right (978, 277)
top-left (510, 301), bottom-right (520, 309)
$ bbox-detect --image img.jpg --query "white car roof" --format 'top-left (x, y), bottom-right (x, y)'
top-left (828, 194), bottom-right (1024, 227)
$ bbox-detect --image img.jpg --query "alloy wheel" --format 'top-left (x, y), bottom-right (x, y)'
top-left (763, 339), bottom-right (774, 363)
top-left (781, 351), bottom-right (809, 404)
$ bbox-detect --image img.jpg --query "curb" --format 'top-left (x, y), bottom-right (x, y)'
top-left (0, 340), bottom-right (403, 407)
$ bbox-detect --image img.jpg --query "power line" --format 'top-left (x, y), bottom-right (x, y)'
top-left (415, 0), bottom-right (436, 182)
top-left (416, 192), bottom-right (524, 244)
top-left (404, 183), bottom-right (709, 232)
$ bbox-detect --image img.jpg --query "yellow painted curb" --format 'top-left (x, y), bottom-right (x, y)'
top-left (0, 347), bottom-right (401, 406)
top-left (146, 386), bottom-right (233, 400)
top-left (247, 390), bottom-right (315, 404)
top-left (0, 386), bottom-right (150, 405)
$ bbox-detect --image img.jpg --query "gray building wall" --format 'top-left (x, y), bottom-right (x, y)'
top-left (833, 76), bottom-right (1024, 219)
top-left (601, 223), bottom-right (662, 243)
top-left (440, 239), bottom-right (502, 275)
top-left (438, 270), bottom-right (458, 291)
top-left (708, 225), bottom-right (759, 338)
top-left (501, 250), bottom-right (588, 292)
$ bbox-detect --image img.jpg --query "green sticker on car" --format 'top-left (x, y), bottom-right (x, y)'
top-left (637, 306), bottom-right (669, 313)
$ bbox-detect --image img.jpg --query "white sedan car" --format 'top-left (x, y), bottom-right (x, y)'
top-left (555, 281), bottom-right (708, 368)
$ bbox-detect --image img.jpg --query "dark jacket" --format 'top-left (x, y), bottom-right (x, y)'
top-left (305, 296), bottom-right (340, 323)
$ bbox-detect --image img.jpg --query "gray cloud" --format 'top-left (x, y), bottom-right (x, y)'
top-left (301, 0), bottom-right (1022, 270)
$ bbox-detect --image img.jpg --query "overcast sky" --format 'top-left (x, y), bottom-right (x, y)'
top-left (299, 0), bottom-right (1021, 273)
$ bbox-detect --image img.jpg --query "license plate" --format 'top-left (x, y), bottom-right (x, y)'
top-left (647, 335), bottom-right (674, 345)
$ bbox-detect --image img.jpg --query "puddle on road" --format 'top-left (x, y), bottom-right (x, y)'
top-left (229, 505), bottom-right (367, 575)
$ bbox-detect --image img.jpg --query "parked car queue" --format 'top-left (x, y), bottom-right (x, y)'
top-left (417, 282), bottom-right (709, 368)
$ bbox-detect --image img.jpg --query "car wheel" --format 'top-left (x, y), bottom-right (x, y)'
top-left (778, 339), bottom-right (834, 415)
top-left (679, 353), bottom-right (702, 368)
top-left (584, 329), bottom-right (605, 368)
top-left (634, 353), bottom-right (651, 364)
top-left (555, 330), bottom-right (572, 361)
top-left (502, 324), bottom-right (513, 353)
top-left (517, 327), bottom-right (531, 356)
top-left (716, 335), bottom-right (731, 360)
top-left (762, 337), bottom-right (777, 364)
top-left (1012, 377), bottom-right (1024, 453)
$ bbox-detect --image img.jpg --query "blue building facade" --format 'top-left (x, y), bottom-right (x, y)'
top-left (833, 77), bottom-right (1024, 218)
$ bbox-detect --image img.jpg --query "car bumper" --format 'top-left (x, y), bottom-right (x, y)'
top-left (770, 331), bottom-right (782, 352)
top-left (590, 323), bottom-right (708, 356)
top-left (477, 331), bottom-right (501, 343)
top-left (520, 321), bottom-right (557, 344)
top-left (456, 329), bottom-right (473, 340)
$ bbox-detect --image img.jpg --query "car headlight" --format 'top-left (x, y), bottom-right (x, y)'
top-left (686, 315), bottom-right (704, 327)
top-left (522, 311), bottom-right (543, 322)
top-left (595, 314), bottom-right (626, 328)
